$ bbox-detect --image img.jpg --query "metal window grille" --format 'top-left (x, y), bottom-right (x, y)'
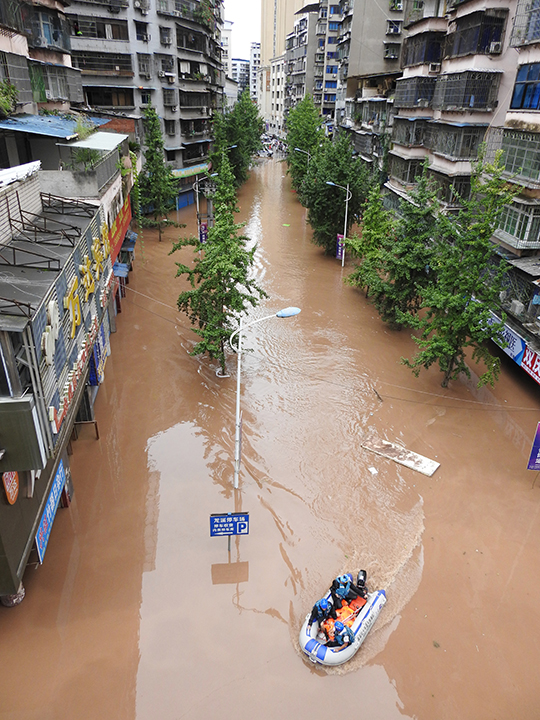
top-left (390, 156), bottom-right (423, 184)
top-left (394, 76), bottom-right (436, 107)
top-left (510, 0), bottom-right (540, 46)
top-left (485, 127), bottom-right (540, 186)
top-left (163, 88), bottom-right (176, 105)
top-left (137, 53), bottom-right (151, 74)
top-left (445, 11), bottom-right (506, 58)
top-left (423, 123), bottom-right (486, 159)
top-left (496, 203), bottom-right (540, 249)
top-left (68, 16), bottom-right (129, 40)
top-left (72, 51), bottom-right (133, 74)
top-left (432, 71), bottom-right (500, 111)
top-left (392, 118), bottom-right (427, 147)
top-left (427, 171), bottom-right (471, 205)
top-left (402, 32), bottom-right (444, 66)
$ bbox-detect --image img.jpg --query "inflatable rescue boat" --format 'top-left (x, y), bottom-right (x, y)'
top-left (299, 572), bottom-right (386, 667)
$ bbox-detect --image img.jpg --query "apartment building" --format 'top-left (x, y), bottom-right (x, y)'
top-left (250, 41), bottom-right (261, 100)
top-left (231, 57), bottom-right (249, 96)
top-left (284, 4), bottom-right (318, 113)
top-left (66, 0), bottom-right (224, 180)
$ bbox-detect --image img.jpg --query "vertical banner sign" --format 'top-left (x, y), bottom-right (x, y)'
top-left (527, 422), bottom-right (540, 470)
top-left (199, 221), bottom-right (208, 244)
top-left (2, 471), bottom-right (19, 505)
top-left (35, 460), bottom-right (66, 563)
top-left (336, 234), bottom-right (344, 260)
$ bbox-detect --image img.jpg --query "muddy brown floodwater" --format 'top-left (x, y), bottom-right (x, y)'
top-left (1, 158), bottom-right (540, 720)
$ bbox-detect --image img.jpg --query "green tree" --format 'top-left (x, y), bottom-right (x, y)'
top-left (370, 163), bottom-right (438, 328)
top-left (285, 95), bottom-right (325, 196)
top-left (302, 133), bottom-right (372, 255)
top-left (346, 184), bottom-right (395, 299)
top-left (170, 154), bottom-right (267, 373)
top-left (402, 150), bottom-right (516, 388)
top-left (0, 80), bottom-right (17, 119)
top-left (210, 90), bottom-right (263, 187)
top-left (138, 106), bottom-right (179, 241)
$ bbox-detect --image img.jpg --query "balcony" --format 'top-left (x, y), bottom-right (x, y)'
top-left (402, 31), bottom-right (444, 67)
top-left (511, 0), bottom-right (540, 48)
top-left (394, 76), bottom-right (436, 108)
top-left (432, 71), bottom-right (501, 112)
top-left (72, 51), bottom-right (134, 76)
top-left (392, 117), bottom-right (428, 147)
top-left (495, 200), bottom-right (540, 251)
top-left (485, 127), bottom-right (540, 188)
top-left (404, 0), bottom-right (445, 27)
top-left (40, 149), bottom-right (121, 198)
top-left (424, 122), bottom-right (487, 160)
top-left (444, 11), bottom-right (506, 59)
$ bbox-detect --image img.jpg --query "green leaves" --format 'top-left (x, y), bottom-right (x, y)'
top-left (210, 90), bottom-right (264, 187)
top-left (171, 154), bottom-right (267, 373)
top-left (138, 106), bottom-right (179, 241)
top-left (301, 133), bottom-right (372, 254)
top-left (285, 95), bottom-right (325, 195)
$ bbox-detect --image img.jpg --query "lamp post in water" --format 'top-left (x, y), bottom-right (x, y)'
top-left (229, 307), bottom-right (301, 489)
top-left (326, 181), bottom-right (352, 268)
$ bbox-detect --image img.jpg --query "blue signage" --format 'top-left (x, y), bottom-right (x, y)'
top-left (336, 234), bottom-right (344, 260)
top-left (210, 513), bottom-right (249, 537)
top-left (35, 460), bottom-right (66, 563)
top-left (527, 422), bottom-right (540, 470)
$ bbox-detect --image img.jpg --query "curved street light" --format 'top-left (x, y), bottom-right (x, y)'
top-left (229, 307), bottom-right (301, 489)
top-left (326, 181), bottom-right (352, 268)
top-left (294, 147), bottom-right (311, 164)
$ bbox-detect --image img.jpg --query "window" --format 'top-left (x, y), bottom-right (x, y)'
top-left (497, 202), bottom-right (540, 246)
top-left (326, 65), bottom-right (338, 74)
top-left (402, 32), bottom-right (444, 66)
top-left (324, 93), bottom-right (336, 102)
top-left (432, 70), bottom-right (501, 111)
top-left (385, 43), bottom-right (401, 59)
top-left (320, 7), bottom-right (327, 17)
top-left (511, 63), bottom-right (540, 109)
top-left (325, 80), bottom-right (337, 88)
top-left (424, 123), bottom-right (486, 158)
top-left (165, 149), bottom-right (176, 160)
top-left (135, 22), bottom-right (149, 41)
top-left (327, 36), bottom-right (338, 44)
top-left (445, 11), bottom-right (506, 58)
top-left (85, 87), bottom-right (134, 107)
top-left (387, 20), bottom-right (402, 34)
top-left (164, 120), bottom-right (176, 135)
top-left (318, 39), bottom-right (325, 47)
top-left (329, 22), bottom-right (340, 30)
top-left (138, 53), bottom-right (151, 75)
top-left (501, 129), bottom-right (540, 182)
top-left (140, 89), bottom-right (151, 104)
top-left (327, 51), bottom-right (338, 59)
top-left (330, 5), bottom-right (341, 14)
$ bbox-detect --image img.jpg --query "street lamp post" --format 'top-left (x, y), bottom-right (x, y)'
top-left (294, 147), bottom-right (311, 165)
top-left (326, 181), bottom-right (352, 268)
top-left (193, 173), bottom-right (217, 238)
top-left (229, 307), bottom-right (301, 489)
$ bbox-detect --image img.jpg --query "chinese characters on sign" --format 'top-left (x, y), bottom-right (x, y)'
top-left (527, 422), bottom-right (540, 471)
top-left (35, 460), bottom-right (66, 563)
top-left (210, 513), bottom-right (250, 537)
top-left (2, 471), bottom-right (19, 505)
top-left (199, 221), bottom-right (208, 244)
top-left (336, 234), bottom-right (344, 260)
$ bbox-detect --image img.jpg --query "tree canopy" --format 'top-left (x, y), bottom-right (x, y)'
top-left (138, 106), bottom-right (179, 241)
top-left (302, 132), bottom-right (372, 255)
top-left (170, 154), bottom-right (267, 373)
top-left (210, 90), bottom-right (264, 187)
top-left (285, 95), bottom-right (325, 197)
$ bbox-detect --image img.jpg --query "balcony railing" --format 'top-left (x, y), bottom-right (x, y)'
top-left (432, 71), bottom-right (501, 112)
top-left (511, 0), bottom-right (540, 47)
top-left (394, 76), bottom-right (436, 108)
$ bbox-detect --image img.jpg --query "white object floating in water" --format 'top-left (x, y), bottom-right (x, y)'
top-left (368, 467), bottom-right (378, 476)
top-left (362, 438), bottom-right (440, 477)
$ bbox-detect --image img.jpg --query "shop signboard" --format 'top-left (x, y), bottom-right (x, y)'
top-left (109, 197), bottom-right (132, 264)
top-left (210, 513), bottom-right (249, 537)
top-left (35, 460), bottom-right (66, 563)
top-left (199, 221), bottom-right (208, 244)
top-left (336, 234), bottom-right (344, 260)
top-left (2, 471), bottom-right (19, 505)
top-left (527, 422), bottom-right (540, 470)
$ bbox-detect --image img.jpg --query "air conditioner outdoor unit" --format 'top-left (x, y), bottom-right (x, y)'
top-left (34, 36), bottom-right (46, 46)
top-left (141, 71), bottom-right (151, 79)
top-left (134, 0), bottom-right (141, 6)
top-left (167, 75), bottom-right (176, 83)
top-left (171, 105), bottom-right (178, 112)
top-left (158, 71), bottom-right (166, 77)
top-left (429, 62), bottom-right (441, 73)
top-left (490, 41), bottom-right (502, 53)
top-left (142, 33), bottom-right (150, 42)
top-left (163, 38), bottom-right (172, 45)
top-left (45, 89), bottom-right (54, 100)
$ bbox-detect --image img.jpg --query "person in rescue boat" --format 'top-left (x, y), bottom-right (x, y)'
top-left (330, 573), bottom-right (367, 609)
top-left (307, 597), bottom-right (337, 629)
top-left (326, 620), bottom-right (355, 650)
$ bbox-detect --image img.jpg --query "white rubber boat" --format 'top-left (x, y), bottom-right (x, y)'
top-left (299, 572), bottom-right (387, 667)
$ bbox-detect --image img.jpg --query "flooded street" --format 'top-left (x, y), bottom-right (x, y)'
top-left (1, 158), bottom-right (540, 719)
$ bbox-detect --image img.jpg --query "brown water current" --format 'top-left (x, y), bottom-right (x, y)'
top-left (1, 158), bottom-right (540, 719)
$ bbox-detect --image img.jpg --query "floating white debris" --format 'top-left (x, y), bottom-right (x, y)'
top-left (368, 467), bottom-right (378, 476)
top-left (362, 438), bottom-right (440, 477)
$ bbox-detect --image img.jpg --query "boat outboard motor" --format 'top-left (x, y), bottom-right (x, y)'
top-left (357, 570), bottom-right (367, 588)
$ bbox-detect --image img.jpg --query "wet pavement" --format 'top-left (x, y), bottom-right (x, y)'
top-left (1, 158), bottom-right (540, 719)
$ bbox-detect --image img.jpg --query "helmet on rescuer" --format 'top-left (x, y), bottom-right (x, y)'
top-left (334, 621), bottom-right (344, 633)
top-left (338, 574), bottom-right (349, 585)
top-left (319, 598), bottom-right (329, 610)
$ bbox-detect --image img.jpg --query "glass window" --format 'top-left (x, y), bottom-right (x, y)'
top-left (327, 36), bottom-right (337, 44)
top-left (325, 80), bottom-right (337, 88)
top-left (511, 63), bottom-right (540, 109)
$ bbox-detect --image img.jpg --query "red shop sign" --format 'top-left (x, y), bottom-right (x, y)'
top-left (2, 471), bottom-right (19, 505)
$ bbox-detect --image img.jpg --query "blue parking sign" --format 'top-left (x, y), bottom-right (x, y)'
top-left (210, 513), bottom-right (250, 537)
